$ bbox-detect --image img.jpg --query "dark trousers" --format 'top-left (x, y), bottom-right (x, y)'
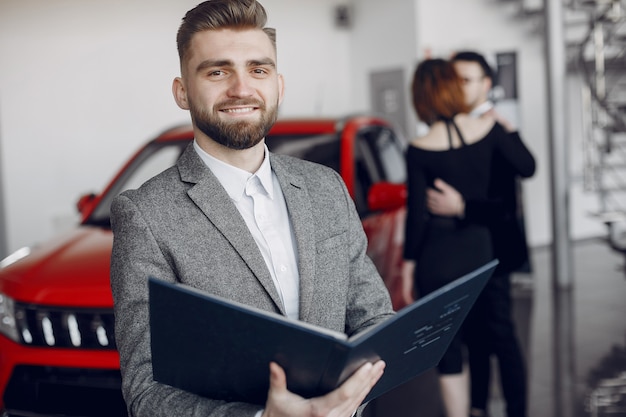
top-left (464, 273), bottom-right (527, 417)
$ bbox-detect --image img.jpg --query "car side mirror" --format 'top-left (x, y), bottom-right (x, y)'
top-left (76, 193), bottom-right (97, 215)
top-left (367, 182), bottom-right (406, 212)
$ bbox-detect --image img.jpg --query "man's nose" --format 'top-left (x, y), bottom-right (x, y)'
top-left (227, 73), bottom-right (254, 97)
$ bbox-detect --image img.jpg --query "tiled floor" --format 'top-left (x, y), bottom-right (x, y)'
top-left (525, 239), bottom-right (626, 417)
top-left (366, 238), bottom-right (626, 417)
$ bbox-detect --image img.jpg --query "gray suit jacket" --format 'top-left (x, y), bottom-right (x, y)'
top-left (110, 143), bottom-right (394, 417)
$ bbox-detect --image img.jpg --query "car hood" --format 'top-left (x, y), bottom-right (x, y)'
top-left (0, 226), bottom-right (114, 308)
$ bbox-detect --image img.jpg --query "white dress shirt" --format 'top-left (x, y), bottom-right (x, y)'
top-left (193, 140), bottom-right (300, 320)
top-left (194, 141), bottom-right (355, 416)
top-left (470, 100), bottom-right (494, 117)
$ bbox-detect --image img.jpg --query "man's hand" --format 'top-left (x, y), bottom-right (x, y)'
top-left (485, 108), bottom-right (515, 133)
top-left (262, 361), bottom-right (385, 417)
top-left (426, 179), bottom-right (465, 218)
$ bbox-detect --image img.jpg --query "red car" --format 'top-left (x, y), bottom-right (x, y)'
top-left (0, 116), bottom-right (407, 417)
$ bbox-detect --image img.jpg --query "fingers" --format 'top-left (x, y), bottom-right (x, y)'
top-left (401, 291), bottom-right (414, 307)
top-left (267, 362), bottom-right (289, 402)
top-left (346, 361), bottom-right (385, 396)
top-left (426, 189), bottom-right (441, 203)
top-left (363, 360), bottom-right (386, 388)
top-left (432, 178), bottom-right (451, 192)
top-left (326, 361), bottom-right (386, 416)
top-left (265, 362), bottom-right (307, 417)
top-left (400, 284), bottom-right (414, 306)
top-left (427, 179), bottom-right (451, 208)
top-left (427, 178), bottom-right (463, 217)
top-left (487, 108), bottom-right (515, 132)
top-left (269, 362), bottom-right (287, 390)
top-left (265, 360), bottom-right (384, 417)
top-left (400, 262), bottom-right (416, 305)
top-left (426, 187), bottom-right (445, 212)
top-left (352, 361), bottom-right (386, 405)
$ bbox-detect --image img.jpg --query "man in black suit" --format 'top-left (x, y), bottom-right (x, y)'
top-left (426, 51), bottom-right (535, 417)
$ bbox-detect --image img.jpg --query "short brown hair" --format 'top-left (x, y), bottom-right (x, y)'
top-left (176, 0), bottom-right (277, 64)
top-left (411, 58), bottom-right (469, 125)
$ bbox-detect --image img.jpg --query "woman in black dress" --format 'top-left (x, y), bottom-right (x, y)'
top-left (401, 58), bottom-right (534, 417)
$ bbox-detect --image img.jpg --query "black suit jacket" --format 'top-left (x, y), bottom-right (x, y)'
top-left (463, 131), bottom-right (535, 275)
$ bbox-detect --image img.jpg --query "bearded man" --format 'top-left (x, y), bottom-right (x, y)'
top-left (109, 1), bottom-right (393, 417)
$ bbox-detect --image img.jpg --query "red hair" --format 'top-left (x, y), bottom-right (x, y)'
top-left (411, 58), bottom-right (470, 125)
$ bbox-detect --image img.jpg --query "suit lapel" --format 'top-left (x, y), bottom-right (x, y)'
top-left (270, 156), bottom-right (317, 322)
top-left (177, 144), bottom-right (285, 314)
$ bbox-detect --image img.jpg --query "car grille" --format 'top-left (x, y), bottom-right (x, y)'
top-left (3, 365), bottom-right (127, 417)
top-left (14, 302), bottom-right (116, 350)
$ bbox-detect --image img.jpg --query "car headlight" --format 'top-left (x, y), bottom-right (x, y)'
top-left (0, 293), bottom-right (19, 342)
top-left (0, 246), bottom-right (31, 269)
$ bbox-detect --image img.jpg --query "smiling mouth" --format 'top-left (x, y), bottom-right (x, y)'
top-left (221, 107), bottom-right (257, 114)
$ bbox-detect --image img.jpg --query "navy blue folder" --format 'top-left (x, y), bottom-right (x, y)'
top-left (149, 259), bottom-right (497, 405)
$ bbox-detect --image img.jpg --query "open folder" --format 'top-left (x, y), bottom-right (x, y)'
top-left (149, 259), bottom-right (497, 405)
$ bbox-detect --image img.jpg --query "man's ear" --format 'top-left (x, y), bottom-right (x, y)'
top-left (484, 76), bottom-right (493, 94)
top-left (277, 73), bottom-right (285, 106)
top-left (172, 77), bottom-right (190, 110)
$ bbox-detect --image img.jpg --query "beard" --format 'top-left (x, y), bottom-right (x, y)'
top-left (189, 98), bottom-right (279, 150)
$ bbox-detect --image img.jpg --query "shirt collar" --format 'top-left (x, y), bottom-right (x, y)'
top-left (470, 100), bottom-right (494, 117)
top-left (193, 140), bottom-right (274, 202)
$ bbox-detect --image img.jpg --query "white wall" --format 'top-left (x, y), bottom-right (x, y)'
top-left (348, 0), bottom-right (418, 138)
top-left (0, 0), bottom-right (354, 253)
top-left (262, 0), bottom-right (354, 116)
top-left (0, 0), bottom-right (606, 254)
top-left (0, 0), bottom-right (195, 252)
top-left (413, 0), bottom-right (606, 246)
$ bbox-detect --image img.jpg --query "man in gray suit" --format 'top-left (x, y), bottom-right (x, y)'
top-left (109, 1), bottom-right (394, 416)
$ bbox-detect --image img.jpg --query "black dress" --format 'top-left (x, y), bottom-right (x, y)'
top-left (403, 119), bottom-right (533, 374)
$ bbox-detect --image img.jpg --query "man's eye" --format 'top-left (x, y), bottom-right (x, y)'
top-left (208, 70), bottom-right (225, 77)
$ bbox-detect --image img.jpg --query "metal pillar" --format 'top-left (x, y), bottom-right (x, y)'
top-left (544, 0), bottom-right (573, 289)
top-left (544, 2), bottom-right (576, 416)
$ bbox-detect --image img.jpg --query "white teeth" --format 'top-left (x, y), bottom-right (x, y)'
top-left (223, 107), bottom-right (254, 113)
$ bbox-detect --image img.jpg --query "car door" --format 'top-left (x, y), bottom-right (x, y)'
top-left (348, 123), bottom-right (408, 311)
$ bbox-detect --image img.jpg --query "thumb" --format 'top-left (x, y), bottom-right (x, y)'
top-left (268, 362), bottom-right (287, 392)
top-left (433, 178), bottom-right (451, 192)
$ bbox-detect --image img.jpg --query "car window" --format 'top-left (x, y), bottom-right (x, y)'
top-left (374, 128), bottom-right (406, 183)
top-left (86, 127), bottom-right (403, 227)
top-left (86, 140), bottom-right (190, 226)
top-left (265, 133), bottom-right (340, 173)
top-left (359, 127), bottom-right (406, 184)
top-left (125, 146), bottom-right (184, 191)
top-left (353, 126), bottom-right (406, 215)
